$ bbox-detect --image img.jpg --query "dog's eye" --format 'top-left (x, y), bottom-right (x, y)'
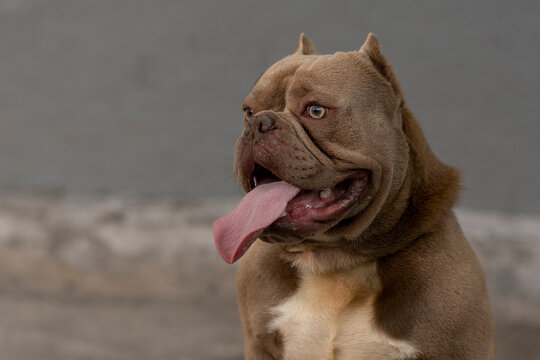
top-left (244, 108), bottom-right (254, 118)
top-left (306, 105), bottom-right (326, 119)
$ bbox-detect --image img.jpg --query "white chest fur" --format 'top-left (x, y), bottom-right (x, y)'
top-left (268, 263), bottom-right (418, 360)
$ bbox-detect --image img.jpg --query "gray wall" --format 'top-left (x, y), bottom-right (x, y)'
top-left (1, 0), bottom-right (539, 213)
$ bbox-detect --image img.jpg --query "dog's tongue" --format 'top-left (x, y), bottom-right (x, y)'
top-left (213, 181), bottom-right (300, 264)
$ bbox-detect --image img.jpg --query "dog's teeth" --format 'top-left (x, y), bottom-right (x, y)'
top-left (280, 211), bottom-right (287, 217)
top-left (253, 176), bottom-right (258, 187)
top-left (319, 187), bottom-right (332, 199)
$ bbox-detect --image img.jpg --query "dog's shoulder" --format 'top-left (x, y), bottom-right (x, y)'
top-left (376, 213), bottom-right (494, 359)
top-left (237, 240), bottom-right (299, 307)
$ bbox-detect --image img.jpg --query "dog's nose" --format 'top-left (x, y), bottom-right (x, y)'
top-left (253, 113), bottom-right (276, 133)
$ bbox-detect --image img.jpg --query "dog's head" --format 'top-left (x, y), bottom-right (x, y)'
top-left (225, 34), bottom-right (460, 272)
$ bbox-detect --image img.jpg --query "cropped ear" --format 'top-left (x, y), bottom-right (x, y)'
top-left (294, 33), bottom-right (320, 55)
top-left (360, 33), bottom-right (404, 101)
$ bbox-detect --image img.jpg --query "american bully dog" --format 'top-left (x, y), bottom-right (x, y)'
top-left (214, 33), bottom-right (494, 360)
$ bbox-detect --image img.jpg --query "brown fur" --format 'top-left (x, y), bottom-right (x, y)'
top-left (234, 33), bottom-right (494, 359)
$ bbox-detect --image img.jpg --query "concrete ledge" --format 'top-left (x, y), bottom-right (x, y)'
top-left (0, 192), bottom-right (538, 359)
top-left (0, 193), bottom-right (238, 302)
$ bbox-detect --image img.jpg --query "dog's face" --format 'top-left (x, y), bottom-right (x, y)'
top-left (232, 34), bottom-right (414, 271)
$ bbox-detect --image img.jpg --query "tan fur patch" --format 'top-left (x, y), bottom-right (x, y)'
top-left (285, 245), bottom-right (373, 274)
top-left (268, 263), bottom-right (419, 359)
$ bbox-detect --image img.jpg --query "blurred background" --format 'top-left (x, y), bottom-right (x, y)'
top-left (0, 1), bottom-right (538, 359)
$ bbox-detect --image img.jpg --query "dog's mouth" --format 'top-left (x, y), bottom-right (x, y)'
top-left (251, 164), bottom-right (370, 232)
top-left (213, 161), bottom-right (370, 264)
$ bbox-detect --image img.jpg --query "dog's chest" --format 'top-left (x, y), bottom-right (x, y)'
top-left (267, 265), bottom-right (418, 360)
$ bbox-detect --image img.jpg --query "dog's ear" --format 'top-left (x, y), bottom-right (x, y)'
top-left (360, 33), bottom-right (404, 101)
top-left (294, 33), bottom-right (320, 55)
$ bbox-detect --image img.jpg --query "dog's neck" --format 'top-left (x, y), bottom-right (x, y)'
top-left (281, 242), bottom-right (376, 274)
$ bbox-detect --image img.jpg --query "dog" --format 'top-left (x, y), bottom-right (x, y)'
top-left (214, 33), bottom-right (494, 359)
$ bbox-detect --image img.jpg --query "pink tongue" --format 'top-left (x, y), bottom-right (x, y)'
top-left (213, 181), bottom-right (300, 264)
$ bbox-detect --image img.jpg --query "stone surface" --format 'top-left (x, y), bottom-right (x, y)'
top-left (0, 192), bottom-right (538, 359)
